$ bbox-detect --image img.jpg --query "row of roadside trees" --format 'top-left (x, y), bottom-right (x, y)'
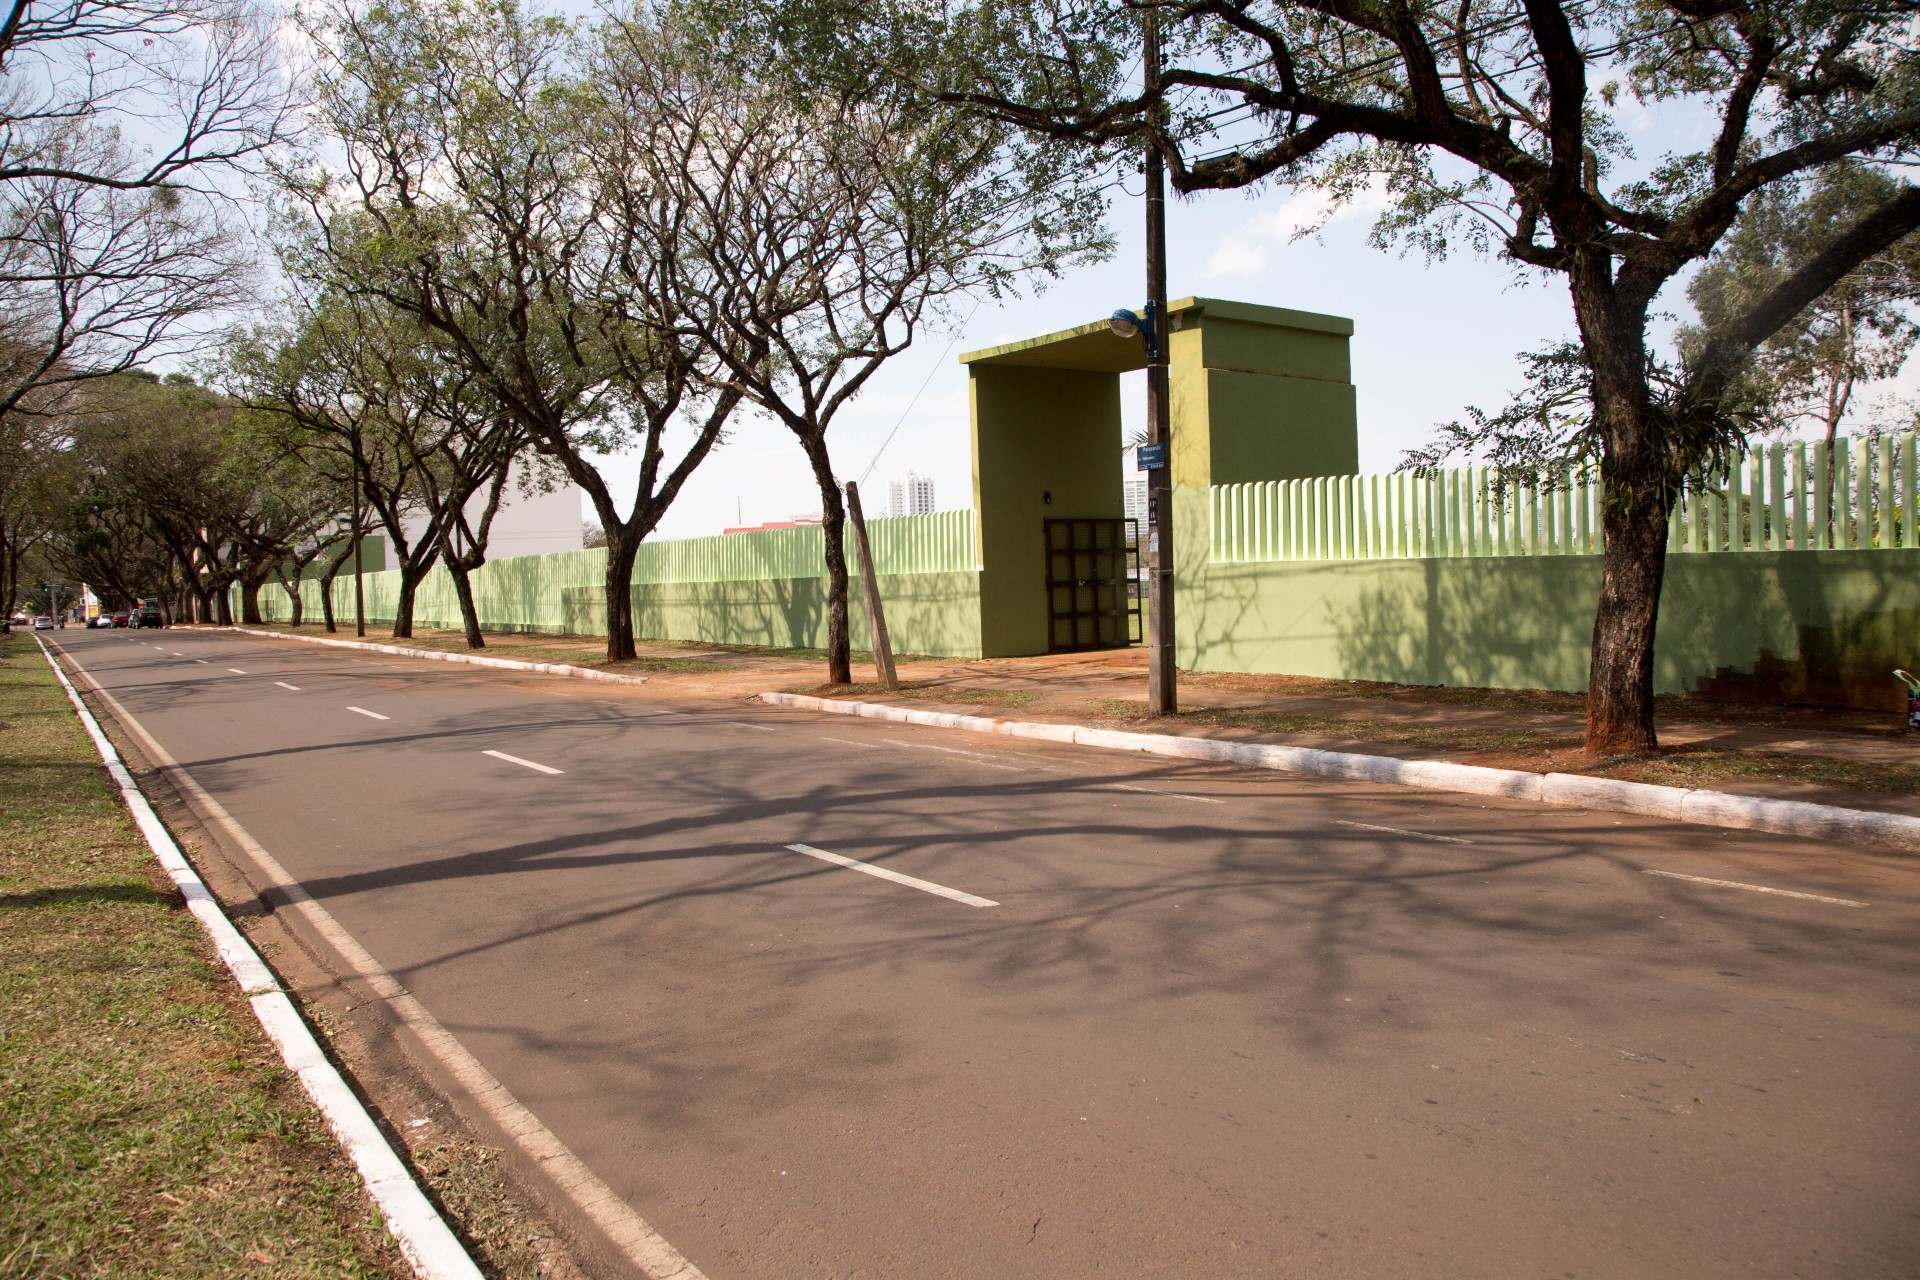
top-left (238, 0), bottom-right (1106, 675)
top-left (5, 0), bottom-right (1917, 759)
top-left (7, 0), bottom-right (1107, 676)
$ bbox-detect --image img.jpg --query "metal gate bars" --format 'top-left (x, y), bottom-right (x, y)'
top-left (1044, 518), bottom-right (1141, 653)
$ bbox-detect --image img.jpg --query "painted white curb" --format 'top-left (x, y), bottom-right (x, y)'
top-left (36, 638), bottom-right (485, 1280)
top-left (757, 691), bottom-right (1920, 853)
top-left (228, 626), bottom-right (647, 686)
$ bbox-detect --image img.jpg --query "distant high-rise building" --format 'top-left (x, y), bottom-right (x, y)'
top-left (887, 470), bottom-right (936, 518)
top-left (1122, 446), bottom-right (1149, 528)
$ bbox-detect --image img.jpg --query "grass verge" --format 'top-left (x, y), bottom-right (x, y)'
top-left (1599, 748), bottom-right (1920, 796)
top-left (1085, 697), bottom-right (1920, 797)
top-left (0, 632), bottom-right (409, 1278)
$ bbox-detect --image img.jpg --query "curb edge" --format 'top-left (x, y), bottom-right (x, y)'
top-left (756, 691), bottom-right (1920, 853)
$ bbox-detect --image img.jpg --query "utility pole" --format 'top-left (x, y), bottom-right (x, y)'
top-left (1143, 12), bottom-right (1177, 716)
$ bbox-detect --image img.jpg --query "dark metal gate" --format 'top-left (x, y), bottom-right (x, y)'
top-left (1044, 518), bottom-right (1141, 653)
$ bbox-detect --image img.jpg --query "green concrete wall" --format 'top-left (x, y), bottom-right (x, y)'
top-left (632, 572), bottom-right (982, 656)
top-left (1183, 548), bottom-right (1920, 710)
top-left (261, 555), bottom-right (984, 658)
top-left (970, 365), bottom-right (1123, 657)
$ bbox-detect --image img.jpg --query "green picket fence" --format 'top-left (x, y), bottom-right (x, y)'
top-left (630, 507), bottom-right (977, 581)
top-left (1210, 430), bottom-right (1920, 563)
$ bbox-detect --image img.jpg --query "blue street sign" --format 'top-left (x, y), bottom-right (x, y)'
top-left (1136, 442), bottom-right (1167, 471)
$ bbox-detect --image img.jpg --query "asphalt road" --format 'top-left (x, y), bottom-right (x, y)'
top-left (52, 627), bottom-right (1920, 1279)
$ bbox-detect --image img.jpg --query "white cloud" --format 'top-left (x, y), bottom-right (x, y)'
top-left (1204, 238), bottom-right (1273, 278)
top-left (1202, 181), bottom-right (1391, 280)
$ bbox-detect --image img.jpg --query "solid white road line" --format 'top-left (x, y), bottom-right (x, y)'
top-left (1108, 782), bottom-right (1226, 805)
top-left (729, 721), bottom-right (777, 732)
top-left (275, 681), bottom-right (301, 691)
top-left (228, 668), bottom-right (248, 674)
top-left (346, 706), bottom-right (390, 721)
top-left (481, 749), bottom-right (564, 776)
top-left (1642, 868), bottom-right (1868, 908)
top-left (784, 843), bottom-right (999, 908)
top-left (49, 645), bottom-right (705, 1280)
top-left (1333, 818), bottom-right (1475, 845)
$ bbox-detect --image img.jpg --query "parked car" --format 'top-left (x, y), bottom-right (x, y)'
top-left (88, 614), bottom-right (112, 628)
top-left (111, 610), bottom-right (131, 628)
top-left (132, 606), bottom-right (164, 629)
top-left (32, 616), bottom-right (53, 630)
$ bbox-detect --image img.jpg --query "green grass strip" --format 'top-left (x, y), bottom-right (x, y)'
top-left (0, 634), bottom-right (405, 1278)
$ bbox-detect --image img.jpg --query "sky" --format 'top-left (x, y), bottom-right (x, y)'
top-left (617, 182), bottom-right (1585, 540)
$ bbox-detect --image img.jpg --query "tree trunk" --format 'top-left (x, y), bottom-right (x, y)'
top-left (1584, 462), bottom-right (1670, 757)
top-left (281, 576), bottom-right (305, 628)
top-left (392, 569), bottom-right (418, 639)
top-left (449, 560), bottom-right (484, 649)
top-left (0, 543), bottom-right (14, 634)
top-left (319, 560), bottom-right (341, 632)
top-left (602, 528), bottom-right (640, 661)
top-left (214, 586), bottom-right (233, 625)
top-left (801, 437), bottom-right (852, 684)
top-left (240, 577), bottom-right (265, 625)
top-left (1565, 252), bottom-right (1666, 759)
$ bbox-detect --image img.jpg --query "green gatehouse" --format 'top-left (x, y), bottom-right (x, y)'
top-left (962, 296), bottom-right (1357, 657)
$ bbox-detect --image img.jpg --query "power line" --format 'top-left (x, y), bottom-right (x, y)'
top-left (858, 295), bottom-right (987, 488)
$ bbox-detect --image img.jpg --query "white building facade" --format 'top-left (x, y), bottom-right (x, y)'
top-left (1122, 446), bottom-right (1149, 528)
top-left (400, 459), bottom-right (586, 560)
top-left (887, 471), bottom-right (936, 518)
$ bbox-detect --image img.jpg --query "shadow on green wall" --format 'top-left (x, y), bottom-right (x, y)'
top-left (1326, 559), bottom-right (1600, 691)
top-left (1190, 548), bottom-right (1920, 708)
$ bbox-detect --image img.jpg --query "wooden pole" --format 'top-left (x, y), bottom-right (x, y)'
top-left (1143, 12), bottom-right (1177, 715)
top-left (844, 481), bottom-right (897, 690)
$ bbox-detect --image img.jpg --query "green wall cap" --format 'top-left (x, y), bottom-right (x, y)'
top-left (960, 317), bottom-right (1146, 372)
top-left (1172, 297), bottom-right (1355, 336)
top-left (960, 297), bottom-right (1354, 371)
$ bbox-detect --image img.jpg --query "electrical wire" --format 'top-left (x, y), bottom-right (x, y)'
top-left (857, 295), bottom-right (988, 488)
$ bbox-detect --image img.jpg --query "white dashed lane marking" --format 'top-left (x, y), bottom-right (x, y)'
top-left (785, 843), bottom-right (999, 908)
top-left (482, 749), bottom-right (563, 776)
top-left (1334, 819), bottom-right (1474, 845)
top-left (1643, 868), bottom-right (1867, 908)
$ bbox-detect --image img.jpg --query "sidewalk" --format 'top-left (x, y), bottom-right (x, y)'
top-left (234, 624), bottom-right (1920, 820)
